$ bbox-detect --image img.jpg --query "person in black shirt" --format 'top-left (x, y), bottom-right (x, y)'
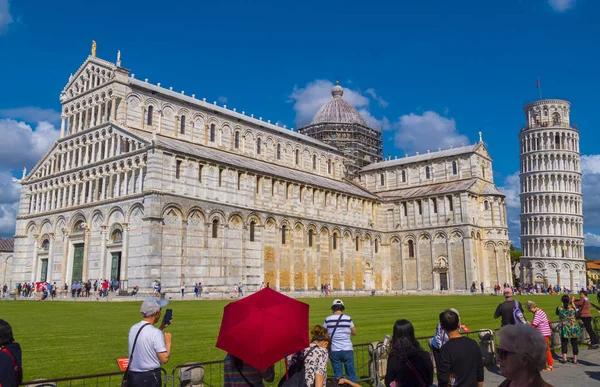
top-left (437, 309), bottom-right (483, 387)
top-left (384, 319), bottom-right (433, 387)
top-left (494, 288), bottom-right (525, 326)
top-left (0, 319), bottom-right (23, 387)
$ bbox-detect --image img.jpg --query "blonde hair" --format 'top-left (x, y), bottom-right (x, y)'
top-left (525, 300), bottom-right (537, 311)
top-left (311, 325), bottom-right (330, 343)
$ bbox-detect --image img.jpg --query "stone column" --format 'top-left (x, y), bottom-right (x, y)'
top-left (61, 232), bottom-right (69, 286)
top-left (400, 242), bottom-right (406, 290)
top-left (416, 238), bottom-right (421, 290)
top-left (111, 98), bottom-right (117, 121)
top-left (569, 269), bottom-right (574, 291)
top-left (138, 167), bottom-right (145, 192)
top-left (556, 269), bottom-right (561, 286)
top-left (47, 233), bottom-right (55, 282)
top-left (446, 238), bottom-right (454, 291)
top-left (60, 115), bottom-right (66, 137)
top-left (31, 235), bottom-right (39, 282)
top-left (82, 228), bottom-right (90, 282)
top-left (116, 172), bottom-right (121, 198)
top-left (120, 223), bottom-right (129, 290)
top-left (495, 246), bottom-right (501, 286)
top-left (90, 105), bottom-right (96, 127)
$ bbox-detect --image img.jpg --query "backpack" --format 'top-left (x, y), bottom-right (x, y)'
top-left (513, 300), bottom-right (527, 324)
top-left (278, 346), bottom-right (318, 387)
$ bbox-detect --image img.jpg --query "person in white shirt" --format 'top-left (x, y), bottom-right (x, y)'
top-left (323, 299), bottom-right (357, 383)
top-left (127, 298), bottom-right (172, 387)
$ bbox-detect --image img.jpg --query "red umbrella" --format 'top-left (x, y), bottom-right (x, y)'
top-left (216, 287), bottom-right (309, 371)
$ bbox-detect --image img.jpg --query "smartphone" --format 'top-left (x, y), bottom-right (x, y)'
top-left (161, 309), bottom-right (173, 330)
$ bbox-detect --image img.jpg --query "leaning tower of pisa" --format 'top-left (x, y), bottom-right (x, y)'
top-left (519, 99), bottom-right (586, 290)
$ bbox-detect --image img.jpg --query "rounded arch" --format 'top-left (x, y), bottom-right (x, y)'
top-left (390, 235), bottom-right (401, 244)
top-left (107, 206), bottom-right (126, 224)
top-left (39, 219), bottom-right (53, 235)
top-left (69, 212), bottom-right (87, 229)
top-left (245, 212), bottom-right (263, 226)
top-left (265, 216), bottom-right (277, 229)
top-left (208, 209), bottom-right (226, 223)
top-left (227, 211), bottom-right (245, 224)
top-left (319, 226), bottom-right (330, 236)
top-left (126, 203), bottom-right (145, 222)
top-left (54, 216), bottom-right (67, 234)
top-left (403, 234), bottom-right (417, 243)
top-left (293, 221), bottom-right (305, 232)
top-left (161, 203), bottom-right (184, 218)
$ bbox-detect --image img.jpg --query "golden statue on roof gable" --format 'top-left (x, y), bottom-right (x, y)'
top-left (91, 40), bottom-right (97, 57)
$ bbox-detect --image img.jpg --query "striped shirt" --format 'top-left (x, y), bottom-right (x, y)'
top-left (323, 313), bottom-right (354, 351)
top-left (532, 309), bottom-right (552, 337)
top-left (223, 354), bottom-right (274, 387)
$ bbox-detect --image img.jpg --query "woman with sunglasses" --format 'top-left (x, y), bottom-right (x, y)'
top-left (496, 324), bottom-right (552, 387)
top-left (556, 294), bottom-right (582, 364)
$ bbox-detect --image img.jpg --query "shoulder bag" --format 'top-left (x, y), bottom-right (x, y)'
top-left (1, 347), bottom-right (19, 384)
top-left (329, 314), bottom-right (344, 342)
top-left (122, 323), bottom-right (151, 387)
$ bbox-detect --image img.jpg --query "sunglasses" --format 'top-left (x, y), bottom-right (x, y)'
top-left (496, 348), bottom-right (516, 359)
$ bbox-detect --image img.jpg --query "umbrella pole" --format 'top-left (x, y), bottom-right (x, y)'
top-left (284, 355), bottom-right (289, 380)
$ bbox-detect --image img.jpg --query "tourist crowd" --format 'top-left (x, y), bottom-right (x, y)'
top-left (3, 286), bottom-right (600, 387)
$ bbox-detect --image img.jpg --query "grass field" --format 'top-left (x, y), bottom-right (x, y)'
top-left (1, 294), bottom-right (576, 381)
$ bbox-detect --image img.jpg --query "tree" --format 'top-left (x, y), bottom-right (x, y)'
top-left (510, 243), bottom-right (522, 286)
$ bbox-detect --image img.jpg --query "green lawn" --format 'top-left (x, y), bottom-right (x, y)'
top-left (0, 294), bottom-right (575, 381)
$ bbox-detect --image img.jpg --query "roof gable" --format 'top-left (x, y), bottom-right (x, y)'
top-left (61, 56), bottom-right (116, 103)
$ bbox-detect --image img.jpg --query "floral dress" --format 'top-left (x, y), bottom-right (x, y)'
top-left (557, 305), bottom-right (581, 338)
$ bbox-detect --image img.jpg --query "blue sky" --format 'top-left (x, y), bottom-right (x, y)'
top-left (1, 0), bottom-right (599, 246)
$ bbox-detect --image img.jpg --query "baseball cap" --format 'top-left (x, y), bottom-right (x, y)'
top-left (503, 288), bottom-right (513, 298)
top-left (141, 297), bottom-right (169, 317)
top-left (332, 299), bottom-right (344, 307)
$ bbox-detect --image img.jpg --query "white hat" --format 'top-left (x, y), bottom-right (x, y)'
top-left (141, 297), bottom-right (168, 317)
top-left (332, 299), bottom-right (344, 307)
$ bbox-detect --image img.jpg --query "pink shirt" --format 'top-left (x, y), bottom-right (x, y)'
top-left (532, 309), bottom-right (552, 337)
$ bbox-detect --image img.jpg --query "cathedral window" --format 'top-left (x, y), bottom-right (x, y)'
top-left (484, 200), bottom-right (489, 210)
top-left (210, 124), bottom-right (216, 142)
top-left (212, 219), bottom-right (219, 238)
top-left (425, 166), bottom-right (431, 179)
top-left (481, 165), bottom-right (486, 178)
top-left (433, 198), bottom-right (438, 213)
top-left (180, 115), bottom-right (186, 134)
top-left (375, 239), bottom-right (379, 253)
top-left (555, 134), bottom-right (560, 150)
top-left (447, 195), bottom-right (453, 211)
top-left (328, 160), bottom-right (332, 174)
top-left (219, 168), bottom-right (224, 187)
top-left (272, 179), bottom-right (276, 196)
top-left (452, 161), bottom-right (458, 175)
top-left (418, 200), bottom-right (422, 215)
top-left (333, 234), bottom-right (337, 250)
top-left (308, 230), bottom-right (314, 247)
top-left (175, 160), bottom-right (182, 179)
top-left (257, 138), bottom-right (262, 154)
top-left (356, 236), bottom-right (360, 251)
top-left (237, 172), bottom-right (243, 190)
top-left (402, 202), bottom-right (408, 216)
top-left (250, 221), bottom-right (256, 241)
top-left (408, 240), bottom-right (415, 258)
top-left (234, 131), bottom-right (240, 149)
top-left (312, 155), bottom-right (317, 170)
top-left (198, 164), bottom-right (203, 182)
top-left (41, 239), bottom-right (50, 251)
top-left (147, 106), bottom-right (153, 126)
top-left (276, 144), bottom-right (281, 160)
top-left (282, 225), bottom-right (287, 245)
top-left (256, 176), bottom-right (261, 194)
top-left (401, 170), bottom-right (406, 183)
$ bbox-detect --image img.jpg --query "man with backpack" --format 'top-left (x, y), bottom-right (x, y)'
top-left (494, 288), bottom-right (526, 326)
top-left (324, 299), bottom-right (357, 383)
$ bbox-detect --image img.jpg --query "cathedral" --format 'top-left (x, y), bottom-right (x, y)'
top-left (10, 46), bottom-right (512, 294)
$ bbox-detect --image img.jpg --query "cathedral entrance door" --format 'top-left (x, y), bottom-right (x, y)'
top-left (40, 259), bottom-right (48, 282)
top-left (111, 252), bottom-right (122, 281)
top-left (72, 244), bottom-right (84, 283)
top-left (439, 272), bottom-right (448, 291)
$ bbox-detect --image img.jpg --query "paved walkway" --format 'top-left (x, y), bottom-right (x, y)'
top-left (481, 347), bottom-right (600, 386)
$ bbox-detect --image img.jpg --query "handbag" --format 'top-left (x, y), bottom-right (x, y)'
top-left (122, 323), bottom-right (151, 387)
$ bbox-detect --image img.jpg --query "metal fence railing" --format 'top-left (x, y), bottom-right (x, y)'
top-left (21, 369), bottom-right (167, 387)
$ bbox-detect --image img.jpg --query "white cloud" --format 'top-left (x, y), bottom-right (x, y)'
top-left (217, 96), bottom-right (228, 104)
top-left (585, 233), bottom-right (600, 247)
top-left (498, 172), bottom-right (523, 245)
top-left (581, 155), bottom-right (600, 174)
top-left (0, 0), bottom-right (13, 34)
top-left (0, 107), bottom-right (61, 124)
top-left (392, 111), bottom-right (470, 154)
top-left (358, 108), bottom-right (391, 131)
top-left (289, 79), bottom-right (379, 128)
top-left (365, 88), bottom-right (389, 108)
top-left (0, 119), bottom-right (60, 169)
top-left (0, 117), bottom-right (59, 237)
top-left (548, 0), bottom-right (577, 12)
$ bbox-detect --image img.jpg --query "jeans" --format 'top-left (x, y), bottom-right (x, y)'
top-left (582, 317), bottom-right (599, 345)
top-left (127, 368), bottom-right (162, 387)
top-left (330, 350), bottom-right (357, 382)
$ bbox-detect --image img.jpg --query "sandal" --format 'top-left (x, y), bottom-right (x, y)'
top-left (559, 359), bottom-right (567, 364)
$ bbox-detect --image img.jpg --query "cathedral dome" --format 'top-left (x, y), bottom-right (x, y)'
top-left (310, 82), bottom-right (368, 126)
